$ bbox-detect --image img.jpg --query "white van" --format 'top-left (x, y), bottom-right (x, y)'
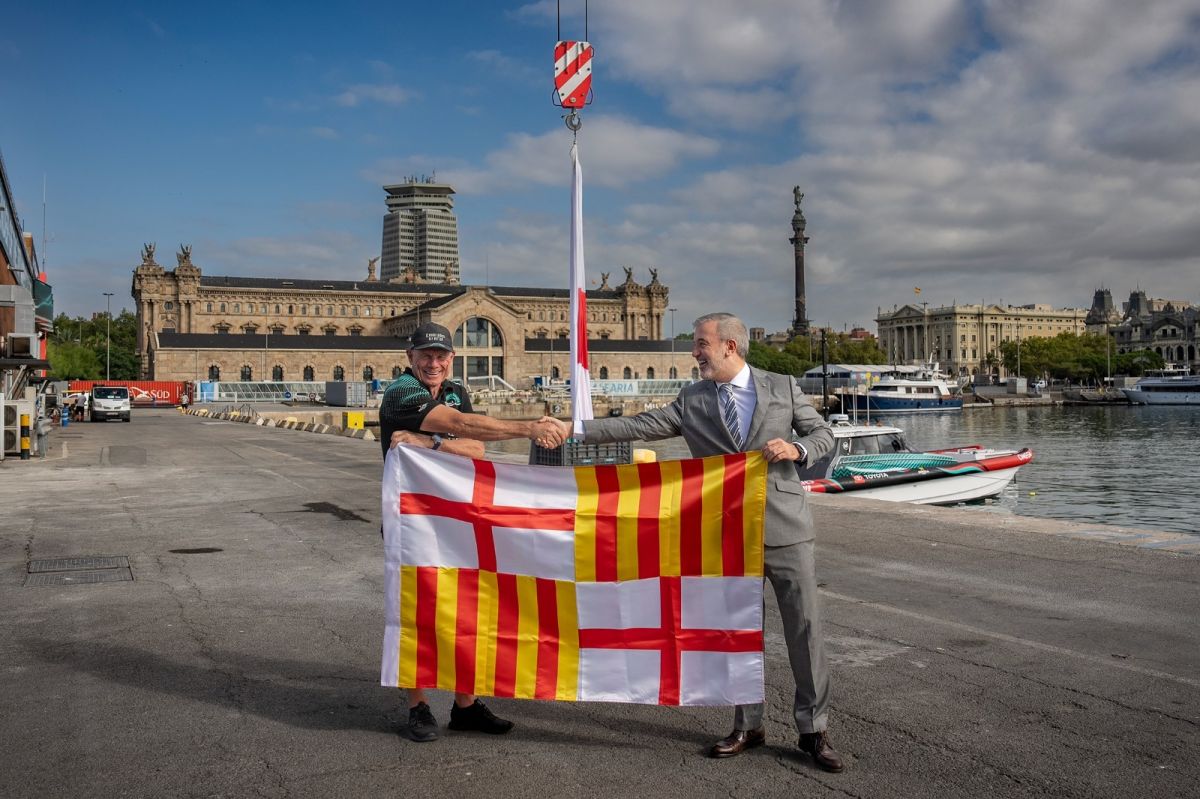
top-left (91, 386), bottom-right (132, 422)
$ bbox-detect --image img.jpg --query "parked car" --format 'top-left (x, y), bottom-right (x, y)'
top-left (91, 386), bottom-right (131, 422)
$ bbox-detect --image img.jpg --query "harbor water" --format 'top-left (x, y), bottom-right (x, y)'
top-left (498, 405), bottom-right (1200, 535)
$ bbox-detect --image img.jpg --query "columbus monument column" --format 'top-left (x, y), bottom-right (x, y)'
top-left (790, 186), bottom-right (810, 337)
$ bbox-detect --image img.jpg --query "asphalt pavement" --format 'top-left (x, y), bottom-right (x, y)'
top-left (1, 409), bottom-right (1196, 798)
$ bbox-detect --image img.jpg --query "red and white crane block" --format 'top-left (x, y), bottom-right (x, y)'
top-left (554, 40), bottom-right (593, 109)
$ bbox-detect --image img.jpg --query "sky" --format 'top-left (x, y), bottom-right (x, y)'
top-left (5, 0), bottom-right (1200, 334)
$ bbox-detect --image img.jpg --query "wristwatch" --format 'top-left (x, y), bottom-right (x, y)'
top-left (431, 434), bottom-right (444, 451)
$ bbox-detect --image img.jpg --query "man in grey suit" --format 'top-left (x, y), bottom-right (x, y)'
top-left (566, 312), bottom-right (844, 772)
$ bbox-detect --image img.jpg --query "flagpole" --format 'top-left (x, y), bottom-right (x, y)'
top-left (569, 143), bottom-right (594, 436)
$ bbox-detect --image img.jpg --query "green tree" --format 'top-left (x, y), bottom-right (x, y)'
top-left (47, 340), bottom-right (103, 380)
top-left (50, 310), bottom-right (140, 379)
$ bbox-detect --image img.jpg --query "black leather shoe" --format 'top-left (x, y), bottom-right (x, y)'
top-left (709, 727), bottom-right (766, 758)
top-left (447, 699), bottom-right (514, 734)
top-left (798, 731), bottom-right (844, 772)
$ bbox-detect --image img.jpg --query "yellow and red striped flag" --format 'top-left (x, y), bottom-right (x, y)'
top-left (381, 446), bottom-right (768, 705)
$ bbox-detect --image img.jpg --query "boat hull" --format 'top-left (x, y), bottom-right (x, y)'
top-left (801, 449), bottom-right (1033, 505)
top-left (849, 395), bottom-right (963, 413)
top-left (1121, 389), bottom-right (1200, 405)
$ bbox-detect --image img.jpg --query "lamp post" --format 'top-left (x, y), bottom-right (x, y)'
top-left (103, 292), bottom-right (114, 380)
top-left (668, 307), bottom-right (677, 379)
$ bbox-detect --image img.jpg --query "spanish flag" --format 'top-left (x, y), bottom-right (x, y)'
top-left (381, 446), bottom-right (768, 706)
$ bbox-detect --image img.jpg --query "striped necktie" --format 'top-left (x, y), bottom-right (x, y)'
top-left (718, 382), bottom-right (744, 450)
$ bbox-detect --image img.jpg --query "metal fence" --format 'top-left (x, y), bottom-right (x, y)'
top-left (195, 382), bottom-right (327, 403)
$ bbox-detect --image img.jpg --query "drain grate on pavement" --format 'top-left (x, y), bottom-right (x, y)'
top-left (24, 555), bottom-right (133, 587)
top-left (28, 556), bottom-right (129, 573)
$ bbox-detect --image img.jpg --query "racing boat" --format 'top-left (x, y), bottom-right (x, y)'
top-left (797, 415), bottom-right (1032, 505)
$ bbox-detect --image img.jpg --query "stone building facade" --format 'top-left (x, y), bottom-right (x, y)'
top-left (132, 246), bottom-right (695, 386)
top-left (876, 302), bottom-right (1088, 377)
top-left (1088, 288), bottom-right (1198, 368)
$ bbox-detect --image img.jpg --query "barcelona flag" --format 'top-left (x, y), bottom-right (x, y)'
top-left (381, 446), bottom-right (768, 706)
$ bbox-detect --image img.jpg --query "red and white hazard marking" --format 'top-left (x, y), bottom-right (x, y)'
top-left (554, 40), bottom-right (593, 109)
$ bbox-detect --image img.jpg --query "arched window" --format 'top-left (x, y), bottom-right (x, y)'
top-left (599, 366), bottom-right (608, 379)
top-left (362, 365), bottom-right (374, 380)
top-left (300, 305), bottom-right (307, 315)
top-left (669, 366), bottom-right (678, 379)
top-left (691, 367), bottom-right (700, 380)
top-left (233, 303), bottom-right (240, 313)
top-left (275, 304), bottom-right (281, 314)
top-left (303, 365), bottom-right (314, 381)
top-left (364, 308), bottom-right (371, 317)
top-left (538, 311), bottom-right (545, 321)
top-left (623, 367), bottom-right (632, 379)
top-left (220, 303), bottom-right (226, 312)
top-left (208, 365), bottom-right (220, 380)
top-left (453, 317), bottom-right (505, 383)
top-left (240, 365), bottom-right (252, 380)
top-left (551, 366), bottom-right (560, 380)
top-left (327, 306), bottom-right (333, 315)
top-left (164, 301), bottom-right (174, 310)
top-left (288, 305), bottom-right (295, 314)
top-left (314, 306), bottom-right (321, 316)
top-left (206, 302), bottom-right (213, 312)
top-left (261, 303), bottom-right (267, 313)
top-left (332, 365), bottom-right (345, 381)
top-left (272, 365), bottom-right (284, 381)
top-left (392, 366), bottom-right (402, 379)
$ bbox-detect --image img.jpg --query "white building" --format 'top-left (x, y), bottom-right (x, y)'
top-left (380, 178), bottom-right (460, 283)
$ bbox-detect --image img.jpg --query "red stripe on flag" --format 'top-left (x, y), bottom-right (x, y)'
top-left (534, 579), bottom-right (560, 699)
top-left (679, 459), bottom-right (706, 576)
top-left (593, 466), bottom-right (620, 582)
top-left (454, 569), bottom-right (479, 694)
top-left (492, 572), bottom-right (519, 697)
top-left (720, 454), bottom-right (747, 576)
top-left (414, 567), bottom-right (439, 687)
top-left (472, 460), bottom-right (498, 571)
top-left (576, 288), bottom-right (589, 368)
top-left (660, 575), bottom-right (682, 704)
top-left (400, 494), bottom-right (575, 531)
top-left (636, 462), bottom-right (661, 579)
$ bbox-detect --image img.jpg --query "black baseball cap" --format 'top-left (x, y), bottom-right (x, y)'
top-left (408, 322), bottom-right (454, 351)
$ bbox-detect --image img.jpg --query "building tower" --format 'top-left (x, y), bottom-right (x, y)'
top-left (789, 186), bottom-right (810, 336)
top-left (380, 178), bottom-right (460, 283)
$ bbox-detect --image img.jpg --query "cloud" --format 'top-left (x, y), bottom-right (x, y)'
top-left (333, 83), bottom-right (413, 107)
top-left (467, 49), bottom-right (541, 83)
top-left (309, 126), bottom-right (339, 140)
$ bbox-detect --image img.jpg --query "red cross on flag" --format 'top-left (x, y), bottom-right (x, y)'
top-left (380, 446), bottom-right (768, 706)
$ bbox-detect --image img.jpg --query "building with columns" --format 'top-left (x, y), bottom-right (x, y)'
top-left (132, 246), bottom-right (697, 386)
top-left (876, 302), bottom-right (1089, 378)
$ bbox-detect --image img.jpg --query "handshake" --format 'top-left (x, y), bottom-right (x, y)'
top-left (530, 416), bottom-right (572, 449)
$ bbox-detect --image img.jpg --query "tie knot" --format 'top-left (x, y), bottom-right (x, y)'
top-left (719, 382), bottom-right (734, 397)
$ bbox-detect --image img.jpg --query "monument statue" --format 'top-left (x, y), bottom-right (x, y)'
top-left (367, 256), bottom-right (379, 281)
top-left (793, 185), bottom-right (804, 209)
top-left (177, 244), bottom-right (193, 266)
top-left (141, 242), bottom-right (156, 264)
top-left (599, 272), bottom-right (610, 290)
top-left (648, 267), bottom-right (659, 283)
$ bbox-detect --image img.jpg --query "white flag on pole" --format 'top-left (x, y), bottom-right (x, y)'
top-left (569, 143), bottom-right (593, 436)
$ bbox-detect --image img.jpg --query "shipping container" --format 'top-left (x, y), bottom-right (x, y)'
top-left (68, 380), bottom-right (187, 406)
top-left (324, 381), bottom-right (368, 407)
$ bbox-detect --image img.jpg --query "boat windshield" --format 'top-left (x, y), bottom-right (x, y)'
top-left (849, 432), bottom-right (909, 454)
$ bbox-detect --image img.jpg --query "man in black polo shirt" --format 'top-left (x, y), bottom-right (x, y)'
top-left (380, 322), bottom-right (566, 742)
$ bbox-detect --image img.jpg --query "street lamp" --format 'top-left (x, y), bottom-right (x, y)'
top-left (668, 307), bottom-right (677, 379)
top-left (103, 292), bottom-right (114, 380)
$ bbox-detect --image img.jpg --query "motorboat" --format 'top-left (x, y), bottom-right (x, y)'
top-left (797, 415), bottom-right (1032, 505)
top-left (846, 365), bottom-right (963, 414)
top-left (1121, 366), bottom-right (1200, 405)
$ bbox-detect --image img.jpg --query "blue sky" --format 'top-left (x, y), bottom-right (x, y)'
top-left (5, 1), bottom-right (1200, 333)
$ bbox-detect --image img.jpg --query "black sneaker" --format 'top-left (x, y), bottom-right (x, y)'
top-left (400, 701), bottom-right (439, 742)
top-left (447, 699), bottom-right (514, 735)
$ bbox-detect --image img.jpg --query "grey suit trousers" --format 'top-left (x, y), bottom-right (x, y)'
top-left (734, 541), bottom-right (830, 734)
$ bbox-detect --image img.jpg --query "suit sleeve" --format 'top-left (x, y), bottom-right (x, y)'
top-left (790, 381), bottom-right (835, 467)
top-left (582, 396), bottom-right (684, 443)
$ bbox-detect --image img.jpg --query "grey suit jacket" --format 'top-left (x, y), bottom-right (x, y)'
top-left (583, 367), bottom-right (835, 546)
